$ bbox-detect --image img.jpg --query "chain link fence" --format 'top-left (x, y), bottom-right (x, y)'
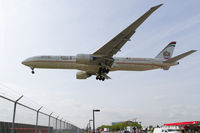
top-left (0, 94), bottom-right (83, 133)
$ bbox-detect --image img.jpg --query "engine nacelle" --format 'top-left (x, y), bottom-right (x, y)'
top-left (76, 71), bottom-right (91, 79)
top-left (76, 54), bottom-right (93, 64)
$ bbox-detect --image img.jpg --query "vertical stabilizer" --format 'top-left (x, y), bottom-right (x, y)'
top-left (155, 41), bottom-right (176, 60)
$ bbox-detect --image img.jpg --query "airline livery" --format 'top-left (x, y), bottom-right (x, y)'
top-left (22, 4), bottom-right (196, 81)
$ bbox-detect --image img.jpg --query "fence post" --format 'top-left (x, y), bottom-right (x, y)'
top-left (64, 121), bottom-right (66, 130)
top-left (66, 122), bottom-right (68, 131)
top-left (35, 106), bottom-right (43, 133)
top-left (11, 95), bottom-right (23, 133)
top-left (56, 116), bottom-right (59, 133)
top-left (48, 112), bottom-right (53, 133)
top-left (60, 118), bottom-right (63, 133)
top-left (60, 118), bottom-right (63, 129)
top-left (56, 116), bottom-right (59, 129)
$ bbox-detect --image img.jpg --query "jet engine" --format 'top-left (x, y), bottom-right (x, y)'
top-left (76, 54), bottom-right (94, 64)
top-left (76, 71), bottom-right (91, 79)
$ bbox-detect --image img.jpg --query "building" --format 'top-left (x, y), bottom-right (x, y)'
top-left (164, 121), bottom-right (200, 132)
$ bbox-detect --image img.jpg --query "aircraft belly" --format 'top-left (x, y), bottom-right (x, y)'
top-left (76, 64), bottom-right (99, 74)
top-left (29, 60), bottom-right (99, 73)
top-left (111, 63), bottom-right (159, 71)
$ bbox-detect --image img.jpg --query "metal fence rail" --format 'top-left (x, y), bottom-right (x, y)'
top-left (0, 95), bottom-right (82, 133)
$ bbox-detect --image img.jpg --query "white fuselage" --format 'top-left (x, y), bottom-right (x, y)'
top-left (22, 56), bottom-right (177, 74)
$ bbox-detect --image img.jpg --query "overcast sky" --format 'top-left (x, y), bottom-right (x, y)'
top-left (0, 0), bottom-right (200, 129)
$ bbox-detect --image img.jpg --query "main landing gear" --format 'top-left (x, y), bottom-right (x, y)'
top-left (96, 67), bottom-right (110, 81)
top-left (31, 67), bottom-right (35, 74)
top-left (98, 67), bottom-right (109, 74)
top-left (96, 75), bottom-right (105, 81)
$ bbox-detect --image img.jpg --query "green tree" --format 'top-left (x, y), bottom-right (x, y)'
top-left (98, 121), bottom-right (142, 132)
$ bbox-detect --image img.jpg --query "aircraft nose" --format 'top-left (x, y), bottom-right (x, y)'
top-left (21, 59), bottom-right (28, 65)
top-left (22, 58), bottom-right (31, 66)
top-left (22, 56), bottom-right (37, 66)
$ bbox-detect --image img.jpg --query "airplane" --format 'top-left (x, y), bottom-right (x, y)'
top-left (22, 4), bottom-right (196, 81)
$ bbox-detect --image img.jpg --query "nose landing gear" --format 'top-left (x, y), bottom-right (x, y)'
top-left (30, 67), bottom-right (35, 74)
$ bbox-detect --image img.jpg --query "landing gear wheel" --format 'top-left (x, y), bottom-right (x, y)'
top-left (105, 69), bottom-right (109, 74)
top-left (31, 71), bottom-right (35, 74)
top-left (96, 75), bottom-right (105, 81)
top-left (31, 67), bottom-right (35, 74)
top-left (99, 76), bottom-right (102, 80)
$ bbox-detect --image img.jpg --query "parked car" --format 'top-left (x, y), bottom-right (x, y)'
top-left (153, 128), bottom-right (181, 133)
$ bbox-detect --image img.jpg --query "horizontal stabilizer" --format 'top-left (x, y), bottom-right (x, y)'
top-left (164, 50), bottom-right (197, 63)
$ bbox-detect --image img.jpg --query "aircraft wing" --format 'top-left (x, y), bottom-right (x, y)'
top-left (93, 4), bottom-right (163, 57)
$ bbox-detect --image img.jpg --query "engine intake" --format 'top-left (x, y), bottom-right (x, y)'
top-left (76, 71), bottom-right (91, 79)
top-left (76, 54), bottom-right (93, 64)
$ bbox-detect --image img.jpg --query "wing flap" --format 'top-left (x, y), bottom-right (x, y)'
top-left (102, 73), bottom-right (111, 79)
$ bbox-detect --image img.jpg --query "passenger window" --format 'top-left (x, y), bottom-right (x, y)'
top-left (60, 56), bottom-right (67, 60)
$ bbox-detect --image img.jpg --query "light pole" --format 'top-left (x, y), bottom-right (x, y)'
top-left (93, 109), bottom-right (100, 133)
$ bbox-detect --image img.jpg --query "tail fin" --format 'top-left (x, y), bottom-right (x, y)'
top-left (164, 50), bottom-right (197, 63)
top-left (155, 41), bottom-right (176, 60)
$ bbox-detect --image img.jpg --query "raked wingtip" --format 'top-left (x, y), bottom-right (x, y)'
top-left (151, 3), bottom-right (164, 10)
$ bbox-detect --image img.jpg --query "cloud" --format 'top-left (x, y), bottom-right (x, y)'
top-left (159, 104), bottom-right (200, 123)
top-left (153, 95), bottom-right (165, 101)
top-left (167, 105), bottom-right (188, 119)
top-left (161, 13), bottom-right (200, 38)
top-left (136, 13), bottom-right (200, 49)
